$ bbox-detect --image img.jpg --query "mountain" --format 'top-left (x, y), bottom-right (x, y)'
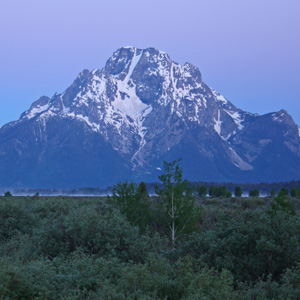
top-left (1, 46), bottom-right (300, 188)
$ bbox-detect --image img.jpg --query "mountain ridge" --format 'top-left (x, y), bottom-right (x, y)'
top-left (1, 46), bottom-right (300, 188)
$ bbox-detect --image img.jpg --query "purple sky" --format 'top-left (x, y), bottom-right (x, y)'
top-left (1, 0), bottom-right (299, 126)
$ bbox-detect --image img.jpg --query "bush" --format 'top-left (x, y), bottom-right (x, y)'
top-left (180, 210), bottom-right (300, 283)
top-left (0, 195), bottom-right (300, 298)
top-left (271, 195), bottom-right (296, 216)
top-left (29, 206), bottom-right (161, 263)
top-left (110, 181), bottom-right (152, 233)
top-left (236, 263), bottom-right (300, 299)
top-left (0, 199), bottom-right (36, 240)
top-left (0, 253), bottom-right (236, 300)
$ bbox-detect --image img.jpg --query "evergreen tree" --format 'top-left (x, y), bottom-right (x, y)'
top-left (291, 188), bottom-right (300, 197)
top-left (226, 191), bottom-right (232, 198)
top-left (209, 186), bottom-right (217, 197)
top-left (209, 186), bottom-right (228, 197)
top-left (137, 182), bottom-right (148, 195)
top-left (249, 189), bottom-right (260, 197)
top-left (235, 186), bottom-right (242, 197)
top-left (4, 191), bottom-right (12, 197)
top-left (278, 187), bottom-right (289, 197)
top-left (197, 185), bottom-right (208, 197)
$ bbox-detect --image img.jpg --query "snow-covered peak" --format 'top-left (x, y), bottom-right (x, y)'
top-left (21, 96), bottom-right (50, 120)
top-left (20, 46), bottom-right (246, 145)
top-left (3, 46), bottom-right (300, 188)
top-left (21, 47), bottom-right (253, 141)
top-left (271, 109), bottom-right (290, 123)
top-left (211, 89), bottom-right (228, 104)
top-left (105, 47), bottom-right (173, 77)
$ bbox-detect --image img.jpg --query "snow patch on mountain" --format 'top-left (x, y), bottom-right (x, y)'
top-left (109, 48), bottom-right (150, 120)
top-left (229, 147), bottom-right (253, 170)
top-left (272, 113), bottom-right (279, 122)
top-left (211, 89), bottom-right (228, 104)
top-left (26, 104), bottom-right (50, 120)
top-left (272, 112), bottom-right (286, 123)
top-left (125, 50), bottom-right (142, 81)
top-left (90, 75), bottom-right (106, 96)
top-left (225, 110), bottom-right (244, 130)
top-left (112, 96), bottom-right (149, 118)
top-left (214, 110), bottom-right (222, 136)
top-left (66, 112), bottom-right (100, 132)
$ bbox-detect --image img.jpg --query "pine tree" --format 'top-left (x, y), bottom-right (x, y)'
top-left (249, 189), bottom-right (260, 197)
top-left (197, 185), bottom-right (208, 197)
top-left (235, 186), bottom-right (242, 197)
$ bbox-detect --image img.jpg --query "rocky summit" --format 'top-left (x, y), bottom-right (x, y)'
top-left (1, 47), bottom-right (300, 188)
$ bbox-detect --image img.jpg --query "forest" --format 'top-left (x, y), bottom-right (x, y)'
top-left (1, 161), bottom-right (300, 299)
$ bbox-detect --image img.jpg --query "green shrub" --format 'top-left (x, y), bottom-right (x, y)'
top-left (29, 206), bottom-right (162, 263)
top-left (110, 181), bottom-right (152, 233)
top-left (0, 199), bottom-right (36, 240)
top-left (271, 195), bottom-right (296, 216)
top-left (180, 210), bottom-right (300, 283)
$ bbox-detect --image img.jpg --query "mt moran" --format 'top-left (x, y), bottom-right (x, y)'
top-left (1, 47), bottom-right (300, 188)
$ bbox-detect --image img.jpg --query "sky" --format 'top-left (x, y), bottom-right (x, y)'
top-left (0, 0), bottom-right (299, 127)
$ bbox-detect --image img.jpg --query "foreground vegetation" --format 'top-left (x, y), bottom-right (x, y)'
top-left (1, 197), bottom-right (300, 299)
top-left (1, 163), bottom-right (300, 299)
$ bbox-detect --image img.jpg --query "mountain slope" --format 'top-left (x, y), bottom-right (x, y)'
top-left (1, 47), bottom-right (300, 188)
